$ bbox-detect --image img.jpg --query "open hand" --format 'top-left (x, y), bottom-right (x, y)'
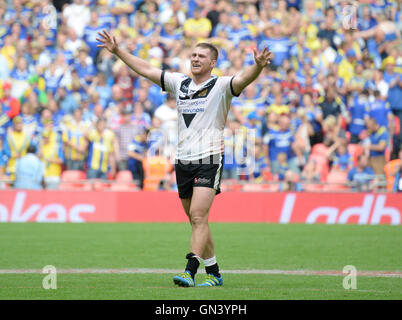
top-left (96, 30), bottom-right (119, 54)
top-left (253, 47), bottom-right (272, 68)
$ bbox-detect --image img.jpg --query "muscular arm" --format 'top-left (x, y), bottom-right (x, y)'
top-left (369, 140), bottom-right (387, 152)
top-left (97, 30), bottom-right (162, 87)
top-left (114, 47), bottom-right (162, 86)
top-left (231, 47), bottom-right (272, 96)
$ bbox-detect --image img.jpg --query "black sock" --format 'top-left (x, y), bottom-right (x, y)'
top-left (185, 252), bottom-right (200, 279)
top-left (206, 263), bottom-right (220, 278)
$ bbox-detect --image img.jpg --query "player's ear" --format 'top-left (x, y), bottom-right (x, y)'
top-left (211, 59), bottom-right (217, 69)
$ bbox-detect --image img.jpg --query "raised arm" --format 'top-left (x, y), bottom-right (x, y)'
top-left (231, 47), bottom-right (272, 96)
top-left (96, 30), bottom-right (162, 87)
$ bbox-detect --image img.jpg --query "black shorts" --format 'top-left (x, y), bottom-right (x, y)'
top-left (175, 153), bottom-right (224, 199)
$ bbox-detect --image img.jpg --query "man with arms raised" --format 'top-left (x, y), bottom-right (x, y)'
top-left (97, 30), bottom-right (271, 287)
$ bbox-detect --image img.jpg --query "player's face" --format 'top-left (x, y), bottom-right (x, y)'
top-left (190, 47), bottom-right (216, 76)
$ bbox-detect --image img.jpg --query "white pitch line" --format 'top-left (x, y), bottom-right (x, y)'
top-left (0, 268), bottom-right (401, 278)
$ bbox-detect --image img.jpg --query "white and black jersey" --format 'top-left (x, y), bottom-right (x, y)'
top-left (161, 71), bottom-right (239, 161)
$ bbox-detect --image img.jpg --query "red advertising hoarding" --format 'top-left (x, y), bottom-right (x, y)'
top-left (0, 191), bottom-right (400, 225)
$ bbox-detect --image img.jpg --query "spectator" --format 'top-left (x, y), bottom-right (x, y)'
top-left (114, 108), bottom-right (139, 171)
top-left (222, 119), bottom-right (241, 180)
top-left (281, 69), bottom-right (301, 98)
top-left (263, 114), bottom-right (301, 175)
top-left (347, 154), bottom-right (375, 191)
top-left (183, 7), bottom-right (212, 42)
top-left (89, 73), bottom-right (112, 109)
top-left (147, 117), bottom-right (166, 157)
top-left (62, 108), bottom-right (89, 171)
top-left (74, 47), bottom-right (96, 87)
top-left (347, 90), bottom-right (369, 144)
top-left (1, 81), bottom-right (20, 119)
top-left (83, 11), bottom-right (104, 61)
top-left (322, 115), bottom-right (347, 148)
top-left (226, 14), bottom-right (254, 48)
top-left (258, 19), bottom-right (293, 67)
top-left (131, 102), bottom-right (152, 132)
top-left (38, 129), bottom-right (64, 190)
top-left (232, 83), bottom-right (265, 124)
top-left (0, 103), bottom-right (10, 140)
top-left (317, 7), bottom-right (337, 49)
top-left (364, 117), bottom-right (388, 175)
top-left (319, 87), bottom-right (342, 120)
top-left (280, 169), bottom-right (302, 191)
top-left (14, 144), bottom-right (44, 190)
top-left (266, 92), bottom-right (290, 116)
top-left (20, 101), bottom-right (38, 139)
top-left (86, 117), bottom-right (116, 179)
top-left (56, 86), bottom-right (79, 115)
top-left (239, 142), bottom-right (268, 182)
top-left (3, 116), bottom-right (29, 181)
top-left (62, 0), bottom-right (90, 38)
top-left (154, 93), bottom-right (178, 145)
top-left (366, 90), bottom-right (394, 135)
top-left (327, 143), bottom-right (353, 172)
top-left (127, 129), bottom-right (148, 189)
top-left (383, 56), bottom-right (402, 140)
top-left (0, 135), bottom-right (8, 179)
top-left (0, 52), bottom-right (10, 80)
top-left (301, 92), bottom-right (323, 146)
top-left (114, 64), bottom-right (135, 101)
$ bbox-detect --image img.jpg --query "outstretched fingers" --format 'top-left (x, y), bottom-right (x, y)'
top-left (101, 30), bottom-right (111, 40)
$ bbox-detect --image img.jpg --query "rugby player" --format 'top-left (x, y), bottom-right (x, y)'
top-left (97, 30), bottom-right (271, 287)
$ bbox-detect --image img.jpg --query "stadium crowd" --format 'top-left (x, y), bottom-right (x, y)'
top-left (0, 0), bottom-right (401, 192)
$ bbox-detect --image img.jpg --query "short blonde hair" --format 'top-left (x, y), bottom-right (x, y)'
top-left (324, 115), bottom-right (337, 128)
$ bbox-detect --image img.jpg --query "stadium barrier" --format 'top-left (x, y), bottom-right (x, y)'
top-left (0, 190), bottom-right (400, 225)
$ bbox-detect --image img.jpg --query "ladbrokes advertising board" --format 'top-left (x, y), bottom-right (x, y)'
top-left (0, 191), bottom-right (400, 224)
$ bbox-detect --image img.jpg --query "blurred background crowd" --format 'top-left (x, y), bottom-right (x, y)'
top-left (0, 0), bottom-right (401, 192)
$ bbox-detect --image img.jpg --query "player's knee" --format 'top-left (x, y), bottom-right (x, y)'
top-left (189, 210), bottom-right (208, 227)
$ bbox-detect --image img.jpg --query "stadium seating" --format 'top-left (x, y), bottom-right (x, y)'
top-left (116, 170), bottom-right (134, 182)
top-left (311, 143), bottom-right (328, 157)
top-left (59, 170), bottom-right (92, 191)
top-left (92, 180), bottom-right (111, 191)
top-left (109, 182), bottom-right (139, 191)
top-left (262, 169), bottom-right (273, 181)
top-left (242, 183), bottom-right (279, 192)
top-left (348, 144), bottom-right (364, 165)
top-left (221, 180), bottom-right (243, 192)
top-left (323, 170), bottom-right (349, 192)
top-left (308, 154), bottom-right (329, 182)
top-left (301, 183), bottom-right (323, 192)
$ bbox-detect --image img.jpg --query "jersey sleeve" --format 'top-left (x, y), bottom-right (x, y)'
top-left (218, 76), bottom-right (241, 98)
top-left (160, 71), bottom-right (188, 95)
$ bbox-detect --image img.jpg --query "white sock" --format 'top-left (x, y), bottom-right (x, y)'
top-left (203, 255), bottom-right (217, 267)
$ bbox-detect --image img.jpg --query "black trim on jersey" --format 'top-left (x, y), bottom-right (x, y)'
top-left (160, 70), bottom-right (166, 91)
top-left (179, 78), bottom-right (192, 95)
top-left (230, 76), bottom-right (240, 97)
top-left (191, 77), bottom-right (218, 100)
top-left (178, 77), bottom-right (218, 100)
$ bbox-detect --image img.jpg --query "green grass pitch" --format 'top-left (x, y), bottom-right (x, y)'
top-left (0, 223), bottom-right (400, 299)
